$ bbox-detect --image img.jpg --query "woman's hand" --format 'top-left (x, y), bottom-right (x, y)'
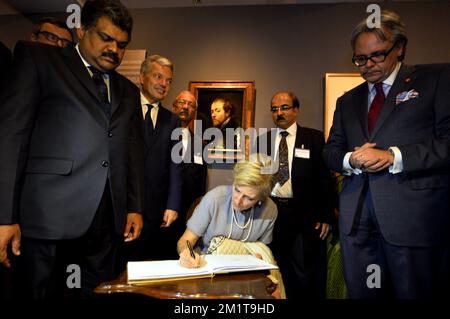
top-left (179, 248), bottom-right (203, 268)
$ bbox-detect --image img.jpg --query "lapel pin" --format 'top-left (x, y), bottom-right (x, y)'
top-left (404, 76), bottom-right (412, 83)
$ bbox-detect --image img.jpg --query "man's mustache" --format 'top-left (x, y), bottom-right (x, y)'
top-left (276, 115), bottom-right (285, 122)
top-left (102, 51), bottom-right (119, 63)
top-left (179, 110), bottom-right (189, 116)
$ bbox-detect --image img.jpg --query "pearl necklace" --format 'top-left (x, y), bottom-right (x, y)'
top-left (227, 206), bottom-right (254, 242)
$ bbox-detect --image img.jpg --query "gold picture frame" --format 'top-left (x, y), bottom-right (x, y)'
top-left (188, 80), bottom-right (255, 161)
top-left (324, 73), bottom-right (364, 141)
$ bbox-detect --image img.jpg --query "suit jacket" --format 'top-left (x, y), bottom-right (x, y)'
top-left (0, 41), bottom-right (144, 239)
top-left (143, 104), bottom-right (182, 223)
top-left (323, 63), bottom-right (450, 247)
top-left (180, 130), bottom-right (207, 219)
top-left (257, 124), bottom-right (334, 230)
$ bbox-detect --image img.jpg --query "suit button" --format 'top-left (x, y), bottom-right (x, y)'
top-left (108, 131), bottom-right (113, 137)
top-left (101, 160), bottom-right (109, 167)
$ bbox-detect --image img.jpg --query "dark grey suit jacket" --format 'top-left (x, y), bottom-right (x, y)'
top-left (143, 105), bottom-right (182, 224)
top-left (0, 41), bottom-right (144, 239)
top-left (323, 63), bottom-right (450, 247)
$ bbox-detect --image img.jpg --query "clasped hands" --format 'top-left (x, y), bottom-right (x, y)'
top-left (349, 142), bottom-right (394, 173)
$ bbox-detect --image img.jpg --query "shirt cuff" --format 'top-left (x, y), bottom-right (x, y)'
top-left (343, 152), bottom-right (362, 176)
top-left (388, 146), bottom-right (403, 174)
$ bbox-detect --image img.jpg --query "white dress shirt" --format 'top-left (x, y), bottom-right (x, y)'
top-left (140, 93), bottom-right (159, 128)
top-left (271, 122), bottom-right (297, 198)
top-left (343, 62), bottom-right (403, 175)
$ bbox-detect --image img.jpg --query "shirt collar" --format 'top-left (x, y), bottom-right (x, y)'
top-left (75, 44), bottom-right (90, 69)
top-left (368, 62), bottom-right (401, 91)
top-left (140, 92), bottom-right (159, 109)
top-left (277, 122), bottom-right (297, 136)
top-left (75, 44), bottom-right (109, 78)
top-left (220, 116), bottom-right (231, 129)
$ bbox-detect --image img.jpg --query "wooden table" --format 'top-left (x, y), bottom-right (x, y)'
top-left (95, 271), bottom-right (276, 299)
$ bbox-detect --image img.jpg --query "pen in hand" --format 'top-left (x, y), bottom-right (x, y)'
top-left (186, 240), bottom-right (196, 259)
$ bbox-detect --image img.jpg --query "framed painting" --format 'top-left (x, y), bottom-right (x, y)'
top-left (324, 73), bottom-right (364, 141)
top-left (116, 49), bottom-right (147, 86)
top-left (189, 80), bottom-right (255, 161)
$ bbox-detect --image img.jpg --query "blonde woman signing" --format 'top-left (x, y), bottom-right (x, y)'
top-left (176, 157), bottom-right (285, 298)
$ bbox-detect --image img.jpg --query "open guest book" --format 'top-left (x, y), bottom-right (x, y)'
top-left (127, 254), bottom-right (278, 285)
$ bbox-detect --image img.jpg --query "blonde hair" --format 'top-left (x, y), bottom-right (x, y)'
top-left (233, 155), bottom-right (274, 201)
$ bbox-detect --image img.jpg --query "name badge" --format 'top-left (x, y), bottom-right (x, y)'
top-left (194, 153), bottom-right (203, 165)
top-left (295, 148), bottom-right (310, 159)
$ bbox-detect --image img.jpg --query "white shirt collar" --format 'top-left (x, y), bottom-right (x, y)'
top-left (277, 122), bottom-right (297, 136)
top-left (75, 44), bottom-right (109, 80)
top-left (140, 92), bottom-right (159, 109)
top-left (75, 44), bottom-right (90, 69)
top-left (368, 62), bottom-right (401, 91)
top-left (220, 116), bottom-right (231, 129)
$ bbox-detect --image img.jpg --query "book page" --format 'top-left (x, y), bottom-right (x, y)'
top-left (127, 259), bottom-right (210, 281)
top-left (205, 255), bottom-right (278, 273)
top-left (127, 254), bottom-right (278, 282)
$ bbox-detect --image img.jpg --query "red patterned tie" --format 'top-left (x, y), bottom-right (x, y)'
top-left (367, 82), bottom-right (385, 134)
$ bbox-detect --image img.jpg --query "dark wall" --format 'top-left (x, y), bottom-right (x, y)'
top-left (0, 13), bottom-right (33, 47)
top-left (1, 2), bottom-right (449, 188)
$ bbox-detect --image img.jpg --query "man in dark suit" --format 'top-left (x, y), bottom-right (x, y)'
top-left (172, 91), bottom-right (207, 233)
top-left (130, 55), bottom-right (182, 260)
top-left (323, 10), bottom-right (450, 298)
top-left (0, 0), bottom-right (144, 298)
top-left (256, 91), bottom-right (334, 299)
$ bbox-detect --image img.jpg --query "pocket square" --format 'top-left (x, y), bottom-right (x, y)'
top-left (396, 89), bottom-right (419, 105)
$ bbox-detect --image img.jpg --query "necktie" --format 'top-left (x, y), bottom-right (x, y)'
top-left (275, 131), bottom-right (289, 186)
top-left (367, 82), bottom-right (385, 134)
top-left (144, 104), bottom-right (154, 134)
top-left (89, 66), bottom-right (111, 118)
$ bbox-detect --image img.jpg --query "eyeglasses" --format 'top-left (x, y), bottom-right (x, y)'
top-left (175, 99), bottom-right (196, 108)
top-left (270, 105), bottom-right (295, 112)
top-left (36, 31), bottom-right (73, 47)
top-left (352, 43), bottom-right (397, 67)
